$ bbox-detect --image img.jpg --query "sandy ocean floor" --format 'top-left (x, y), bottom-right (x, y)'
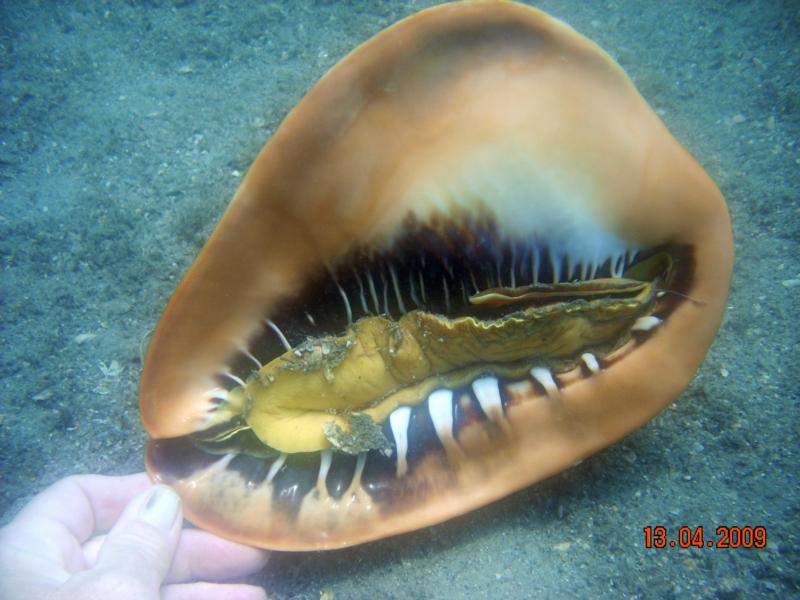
top-left (1, 1), bottom-right (798, 598)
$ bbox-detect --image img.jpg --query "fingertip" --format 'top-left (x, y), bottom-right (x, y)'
top-left (166, 529), bottom-right (269, 583)
top-left (95, 485), bottom-right (183, 587)
top-left (138, 485), bottom-right (182, 531)
top-left (249, 585), bottom-right (269, 600)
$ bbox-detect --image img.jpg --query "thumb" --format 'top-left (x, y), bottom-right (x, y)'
top-left (93, 485), bottom-right (183, 594)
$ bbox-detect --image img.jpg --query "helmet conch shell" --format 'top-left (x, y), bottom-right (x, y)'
top-left (140, 0), bottom-right (732, 550)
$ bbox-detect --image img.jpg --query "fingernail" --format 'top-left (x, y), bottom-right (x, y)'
top-left (139, 485), bottom-right (181, 529)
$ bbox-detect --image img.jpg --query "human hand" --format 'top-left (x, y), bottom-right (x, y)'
top-left (0, 473), bottom-right (269, 600)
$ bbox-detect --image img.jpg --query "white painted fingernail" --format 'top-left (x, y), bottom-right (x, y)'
top-left (139, 486), bottom-right (181, 529)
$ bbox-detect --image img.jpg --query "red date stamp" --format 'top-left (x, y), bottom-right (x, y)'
top-left (643, 526), bottom-right (767, 549)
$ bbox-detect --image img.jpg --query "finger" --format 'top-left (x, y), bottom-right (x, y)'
top-left (0, 510), bottom-right (79, 587)
top-left (169, 529), bottom-right (270, 583)
top-left (15, 473), bottom-right (152, 543)
top-left (94, 485), bottom-right (182, 593)
top-left (0, 476), bottom-right (166, 597)
top-left (163, 582), bottom-right (267, 600)
top-left (0, 473), bottom-right (153, 583)
top-left (81, 535), bottom-right (105, 567)
top-left (83, 528), bottom-right (269, 583)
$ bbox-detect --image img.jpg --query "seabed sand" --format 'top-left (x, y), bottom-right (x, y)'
top-left (1, 1), bottom-right (798, 598)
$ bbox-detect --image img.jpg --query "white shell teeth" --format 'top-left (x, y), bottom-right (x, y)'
top-left (589, 256), bottom-right (599, 279)
top-left (389, 406), bottom-right (412, 477)
top-left (206, 387), bottom-right (229, 402)
top-left (221, 371), bottom-right (246, 388)
top-left (350, 452), bottom-right (366, 490)
top-left (632, 315), bottom-right (663, 332)
top-left (579, 260), bottom-right (589, 280)
top-left (472, 377), bottom-right (504, 421)
top-left (240, 347), bottom-right (263, 369)
top-left (611, 252), bottom-right (625, 278)
top-left (550, 249), bottom-right (562, 283)
top-left (427, 389), bottom-right (455, 443)
top-left (471, 376), bottom-right (512, 436)
top-left (530, 366), bottom-right (559, 396)
top-left (317, 449), bottom-right (332, 489)
top-left (266, 453), bottom-right (287, 483)
top-left (580, 352), bottom-right (601, 374)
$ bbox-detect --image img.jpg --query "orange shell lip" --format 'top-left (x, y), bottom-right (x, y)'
top-left (140, 1), bottom-right (733, 551)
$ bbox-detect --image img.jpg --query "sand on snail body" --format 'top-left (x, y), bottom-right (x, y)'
top-left (140, 1), bottom-right (733, 550)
